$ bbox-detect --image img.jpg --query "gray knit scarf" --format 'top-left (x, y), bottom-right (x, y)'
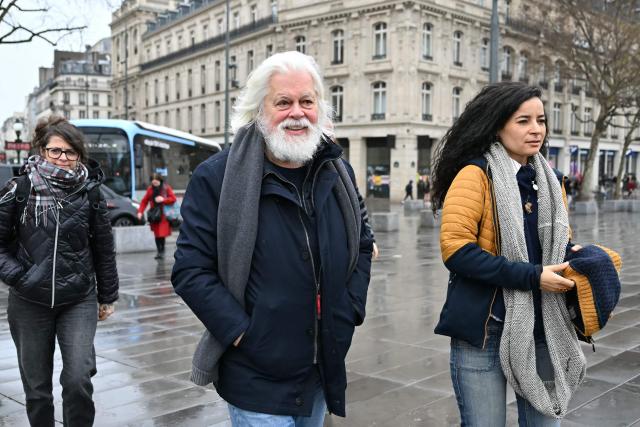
top-left (190, 123), bottom-right (361, 386)
top-left (485, 142), bottom-right (586, 418)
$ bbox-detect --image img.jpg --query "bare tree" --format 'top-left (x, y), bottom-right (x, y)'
top-left (613, 98), bottom-right (640, 199)
top-left (0, 0), bottom-right (86, 45)
top-left (528, 0), bottom-right (640, 201)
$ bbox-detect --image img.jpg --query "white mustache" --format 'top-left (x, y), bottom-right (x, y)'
top-left (278, 118), bottom-right (312, 130)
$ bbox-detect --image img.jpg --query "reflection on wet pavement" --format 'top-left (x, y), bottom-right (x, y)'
top-left (1, 208), bottom-right (639, 426)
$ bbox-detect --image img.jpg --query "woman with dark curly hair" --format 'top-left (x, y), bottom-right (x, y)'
top-left (0, 115), bottom-right (119, 426)
top-left (431, 82), bottom-right (585, 426)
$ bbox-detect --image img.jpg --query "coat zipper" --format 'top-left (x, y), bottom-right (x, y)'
top-left (482, 165), bottom-right (501, 349)
top-left (51, 205), bottom-right (61, 308)
top-left (298, 208), bottom-right (321, 364)
top-left (266, 170), bottom-right (322, 364)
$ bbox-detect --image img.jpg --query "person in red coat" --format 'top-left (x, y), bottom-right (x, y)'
top-left (137, 173), bottom-right (177, 259)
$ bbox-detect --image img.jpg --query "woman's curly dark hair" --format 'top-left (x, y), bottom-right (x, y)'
top-left (430, 82), bottom-right (549, 214)
top-left (32, 115), bottom-right (88, 163)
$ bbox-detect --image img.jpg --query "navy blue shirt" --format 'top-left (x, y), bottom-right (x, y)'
top-left (491, 163), bottom-right (545, 340)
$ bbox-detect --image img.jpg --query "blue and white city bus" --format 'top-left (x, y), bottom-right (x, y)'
top-left (71, 119), bottom-right (222, 200)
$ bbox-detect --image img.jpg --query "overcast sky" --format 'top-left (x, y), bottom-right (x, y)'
top-left (0, 1), bottom-right (117, 123)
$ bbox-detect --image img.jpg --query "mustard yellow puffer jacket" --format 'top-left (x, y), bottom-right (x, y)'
top-left (433, 158), bottom-right (570, 348)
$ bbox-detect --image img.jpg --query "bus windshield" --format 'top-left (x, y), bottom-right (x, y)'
top-left (82, 128), bottom-right (132, 197)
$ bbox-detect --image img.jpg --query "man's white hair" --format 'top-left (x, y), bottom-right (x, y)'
top-left (230, 51), bottom-right (333, 136)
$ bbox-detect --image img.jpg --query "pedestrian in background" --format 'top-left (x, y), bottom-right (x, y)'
top-left (431, 82), bottom-right (584, 425)
top-left (0, 116), bottom-right (119, 427)
top-left (403, 179), bottom-right (413, 202)
top-left (172, 51), bottom-right (373, 426)
top-left (137, 173), bottom-right (176, 259)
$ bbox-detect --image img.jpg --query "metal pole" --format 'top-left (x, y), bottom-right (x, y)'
top-left (224, 0), bottom-right (230, 147)
top-left (489, 0), bottom-right (500, 84)
top-left (124, 25), bottom-right (129, 120)
top-left (15, 131), bottom-right (21, 164)
top-left (85, 45), bottom-right (90, 117)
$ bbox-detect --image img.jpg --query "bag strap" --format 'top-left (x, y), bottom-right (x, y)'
top-left (14, 175), bottom-right (30, 222)
top-left (87, 184), bottom-right (101, 238)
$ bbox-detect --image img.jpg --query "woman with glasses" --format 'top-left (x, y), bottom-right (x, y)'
top-left (0, 115), bottom-right (119, 426)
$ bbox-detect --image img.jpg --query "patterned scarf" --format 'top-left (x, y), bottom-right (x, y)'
top-left (21, 155), bottom-right (88, 226)
top-left (485, 142), bottom-right (586, 418)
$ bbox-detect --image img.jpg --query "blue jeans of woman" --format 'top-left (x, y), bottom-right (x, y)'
top-left (227, 386), bottom-right (326, 427)
top-left (450, 319), bottom-right (560, 427)
top-left (8, 290), bottom-right (98, 427)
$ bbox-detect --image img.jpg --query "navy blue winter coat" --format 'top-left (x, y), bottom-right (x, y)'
top-left (171, 141), bottom-right (373, 417)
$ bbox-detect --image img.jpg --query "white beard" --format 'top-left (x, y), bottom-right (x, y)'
top-left (257, 114), bottom-right (323, 165)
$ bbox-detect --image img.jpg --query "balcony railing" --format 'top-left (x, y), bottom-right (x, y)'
top-left (334, 115), bottom-right (342, 123)
top-left (371, 113), bottom-right (385, 121)
top-left (519, 75), bottom-right (529, 83)
top-left (423, 54), bottom-right (433, 61)
top-left (141, 16), bottom-right (276, 71)
top-left (554, 83), bottom-right (564, 92)
top-left (372, 53), bottom-right (387, 60)
top-left (571, 130), bottom-right (580, 136)
top-left (571, 86), bottom-right (582, 95)
top-left (422, 114), bottom-right (433, 121)
top-left (539, 80), bottom-right (549, 89)
top-left (453, 61), bottom-right (463, 67)
top-left (501, 72), bottom-right (513, 81)
top-left (553, 128), bottom-right (563, 134)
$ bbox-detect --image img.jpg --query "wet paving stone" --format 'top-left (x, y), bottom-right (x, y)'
top-left (1, 209), bottom-right (639, 425)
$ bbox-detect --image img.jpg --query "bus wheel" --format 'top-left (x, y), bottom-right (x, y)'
top-left (113, 216), bottom-right (135, 227)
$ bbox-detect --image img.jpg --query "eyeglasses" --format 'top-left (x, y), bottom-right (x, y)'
top-left (44, 147), bottom-right (79, 161)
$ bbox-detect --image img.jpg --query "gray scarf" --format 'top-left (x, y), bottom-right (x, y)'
top-left (485, 142), bottom-right (586, 418)
top-left (190, 123), bottom-right (361, 386)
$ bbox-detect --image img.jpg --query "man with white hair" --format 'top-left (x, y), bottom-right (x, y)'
top-left (172, 51), bottom-right (373, 426)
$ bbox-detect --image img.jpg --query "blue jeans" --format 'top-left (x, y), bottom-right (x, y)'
top-left (450, 319), bottom-right (560, 427)
top-left (8, 290), bottom-right (98, 427)
top-left (228, 387), bottom-right (327, 427)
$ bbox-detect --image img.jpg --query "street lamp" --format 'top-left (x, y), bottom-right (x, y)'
top-left (13, 120), bottom-right (24, 164)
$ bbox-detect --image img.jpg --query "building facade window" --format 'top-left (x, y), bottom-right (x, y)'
top-left (176, 73), bottom-right (181, 100)
top-left (93, 93), bottom-right (99, 106)
top-left (144, 82), bottom-right (149, 106)
top-left (215, 61), bottom-right (221, 91)
top-left (452, 87), bottom-right (462, 121)
top-left (373, 22), bottom-right (387, 59)
top-left (518, 53), bottom-right (528, 82)
top-left (218, 18), bottom-right (224, 35)
top-left (63, 92), bottom-right (70, 104)
top-left (271, 0), bottom-right (278, 19)
top-left (247, 50), bottom-right (254, 74)
top-left (480, 38), bottom-right (489, 70)
top-left (452, 31), bottom-right (463, 66)
top-left (501, 47), bottom-right (513, 79)
top-left (584, 107), bottom-right (593, 135)
top-left (79, 93), bottom-right (86, 106)
top-left (332, 30), bottom-right (344, 64)
top-left (554, 61), bottom-right (564, 91)
top-left (295, 36), bottom-right (306, 53)
top-left (79, 110), bottom-right (86, 119)
top-left (571, 104), bottom-right (579, 135)
top-left (372, 81), bottom-right (386, 120)
top-left (92, 111), bottom-right (99, 119)
top-left (233, 11), bottom-right (240, 29)
top-left (266, 44), bottom-right (273, 57)
top-left (552, 102), bottom-right (562, 134)
top-left (164, 76), bottom-right (169, 101)
top-left (215, 100), bottom-right (221, 131)
top-left (176, 108), bottom-right (181, 130)
top-left (201, 103), bottom-right (206, 133)
top-left (422, 82), bottom-right (432, 121)
top-left (188, 106), bottom-right (193, 133)
top-left (201, 65), bottom-right (206, 94)
top-left (188, 69), bottom-right (193, 97)
top-left (250, 5), bottom-right (258, 23)
top-left (422, 23), bottom-right (433, 59)
top-left (331, 85), bottom-right (343, 122)
top-left (108, 95), bottom-right (112, 107)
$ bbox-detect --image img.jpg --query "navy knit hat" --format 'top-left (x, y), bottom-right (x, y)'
top-left (564, 245), bottom-right (622, 343)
